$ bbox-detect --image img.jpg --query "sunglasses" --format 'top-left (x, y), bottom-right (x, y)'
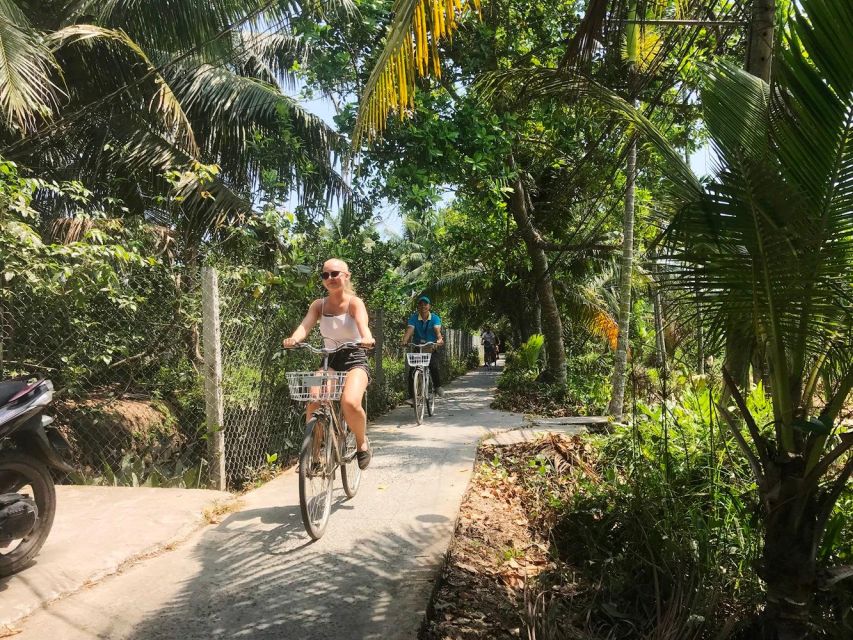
top-left (321, 270), bottom-right (347, 280)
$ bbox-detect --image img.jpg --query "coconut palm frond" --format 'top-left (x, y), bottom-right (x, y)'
top-left (46, 216), bottom-right (96, 244)
top-left (560, 0), bottom-right (612, 71)
top-left (426, 265), bottom-right (488, 307)
top-left (78, 0), bottom-right (292, 60)
top-left (0, 0), bottom-right (61, 131)
top-left (477, 67), bottom-right (703, 202)
top-left (169, 62), bottom-right (344, 165)
top-left (661, 0), bottom-right (853, 437)
top-left (353, 0), bottom-right (481, 145)
top-left (558, 282), bottom-right (619, 350)
top-left (49, 24), bottom-right (199, 154)
top-left (234, 30), bottom-right (310, 90)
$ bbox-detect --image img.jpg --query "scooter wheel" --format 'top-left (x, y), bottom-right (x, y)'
top-left (0, 452), bottom-right (56, 577)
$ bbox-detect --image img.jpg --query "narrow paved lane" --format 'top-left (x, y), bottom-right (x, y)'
top-left (12, 365), bottom-right (522, 639)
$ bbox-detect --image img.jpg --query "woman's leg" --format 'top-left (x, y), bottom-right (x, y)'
top-left (304, 367), bottom-right (328, 423)
top-left (341, 368), bottom-right (370, 452)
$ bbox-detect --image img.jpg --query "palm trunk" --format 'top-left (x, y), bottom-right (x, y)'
top-left (652, 284), bottom-right (666, 373)
top-left (608, 135), bottom-right (637, 419)
top-left (508, 173), bottom-right (566, 385)
top-left (746, 0), bottom-right (776, 83)
top-left (761, 473), bottom-right (819, 640)
top-left (696, 301), bottom-right (705, 375)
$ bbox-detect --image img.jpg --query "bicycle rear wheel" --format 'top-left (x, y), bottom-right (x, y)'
top-left (413, 368), bottom-right (425, 424)
top-left (298, 415), bottom-right (334, 540)
top-left (426, 372), bottom-right (435, 417)
top-left (339, 410), bottom-right (362, 498)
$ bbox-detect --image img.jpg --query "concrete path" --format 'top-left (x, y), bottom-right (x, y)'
top-left (1, 485), bottom-right (232, 628)
top-left (3, 365), bottom-right (524, 639)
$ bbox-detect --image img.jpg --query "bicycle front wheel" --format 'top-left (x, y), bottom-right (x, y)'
top-left (426, 372), bottom-right (435, 417)
top-left (339, 416), bottom-right (362, 498)
top-left (413, 368), bottom-right (425, 424)
top-left (299, 416), bottom-right (334, 540)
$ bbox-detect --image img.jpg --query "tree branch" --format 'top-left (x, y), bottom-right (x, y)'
top-left (814, 454), bottom-right (853, 559)
top-left (536, 240), bottom-right (617, 253)
top-left (715, 401), bottom-right (767, 495)
top-left (722, 366), bottom-right (771, 469)
top-left (804, 432), bottom-right (853, 489)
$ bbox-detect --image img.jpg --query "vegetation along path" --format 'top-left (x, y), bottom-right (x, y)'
top-left (9, 366), bottom-right (525, 640)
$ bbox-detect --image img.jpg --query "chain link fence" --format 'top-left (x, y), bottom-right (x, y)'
top-left (0, 260), bottom-right (476, 491)
top-left (208, 266), bottom-right (476, 489)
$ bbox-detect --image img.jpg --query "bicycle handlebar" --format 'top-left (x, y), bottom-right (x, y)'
top-left (406, 341), bottom-right (439, 351)
top-left (284, 340), bottom-right (370, 355)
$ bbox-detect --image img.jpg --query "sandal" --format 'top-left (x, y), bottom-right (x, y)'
top-left (356, 443), bottom-right (372, 470)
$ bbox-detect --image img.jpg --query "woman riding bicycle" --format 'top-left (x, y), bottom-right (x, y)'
top-left (282, 258), bottom-right (375, 469)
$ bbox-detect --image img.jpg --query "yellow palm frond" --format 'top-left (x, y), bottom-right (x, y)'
top-left (354, 0), bottom-right (480, 146)
top-left (622, 0), bottom-right (666, 73)
top-left (591, 309), bottom-right (619, 351)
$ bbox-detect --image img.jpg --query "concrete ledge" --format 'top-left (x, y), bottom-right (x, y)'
top-left (1, 485), bottom-right (233, 627)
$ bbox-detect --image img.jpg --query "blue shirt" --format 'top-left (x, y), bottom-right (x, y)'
top-left (408, 312), bottom-right (441, 344)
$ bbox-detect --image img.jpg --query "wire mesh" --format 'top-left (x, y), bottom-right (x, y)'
top-left (0, 255), bottom-right (478, 491)
top-left (406, 353), bottom-right (432, 367)
top-left (285, 371), bottom-right (348, 402)
top-left (0, 261), bottom-right (210, 488)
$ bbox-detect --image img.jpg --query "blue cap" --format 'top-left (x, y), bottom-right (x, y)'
top-left (417, 295), bottom-right (431, 304)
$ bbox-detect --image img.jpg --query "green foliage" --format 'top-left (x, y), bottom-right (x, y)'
top-left (68, 454), bottom-right (208, 489)
top-left (555, 387), bottom-right (766, 637)
top-left (517, 333), bottom-right (545, 372)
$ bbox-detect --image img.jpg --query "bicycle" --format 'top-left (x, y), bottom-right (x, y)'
top-left (406, 341), bottom-right (438, 425)
top-left (284, 341), bottom-right (365, 540)
top-left (482, 343), bottom-right (495, 370)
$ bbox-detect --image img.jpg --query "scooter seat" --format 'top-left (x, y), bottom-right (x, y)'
top-left (0, 380), bottom-right (33, 408)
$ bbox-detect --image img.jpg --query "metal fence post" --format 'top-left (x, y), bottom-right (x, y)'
top-left (202, 266), bottom-right (226, 490)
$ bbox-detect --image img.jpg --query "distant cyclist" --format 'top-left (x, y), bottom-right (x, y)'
top-left (282, 258), bottom-right (375, 469)
top-left (401, 295), bottom-right (444, 404)
top-left (481, 326), bottom-right (499, 367)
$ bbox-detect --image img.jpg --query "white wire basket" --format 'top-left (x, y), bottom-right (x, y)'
top-left (285, 371), bottom-right (348, 402)
top-left (407, 352), bottom-right (432, 367)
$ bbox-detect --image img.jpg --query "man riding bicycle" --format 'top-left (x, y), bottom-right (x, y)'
top-left (401, 295), bottom-right (444, 404)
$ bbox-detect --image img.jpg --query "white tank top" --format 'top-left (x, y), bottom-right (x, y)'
top-left (319, 297), bottom-right (362, 349)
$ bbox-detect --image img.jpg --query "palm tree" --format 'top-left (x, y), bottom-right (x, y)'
top-left (614, 1), bottom-right (851, 634)
top-left (662, 4), bottom-right (852, 632)
top-left (353, 0), bottom-right (743, 387)
top-left (0, 0), bottom-right (363, 237)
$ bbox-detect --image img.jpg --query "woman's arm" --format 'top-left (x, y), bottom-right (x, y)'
top-left (351, 297), bottom-right (375, 346)
top-left (282, 299), bottom-right (321, 347)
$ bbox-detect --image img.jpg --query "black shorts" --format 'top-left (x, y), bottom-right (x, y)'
top-left (327, 348), bottom-right (371, 380)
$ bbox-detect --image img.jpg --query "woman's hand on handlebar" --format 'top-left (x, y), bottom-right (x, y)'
top-left (282, 336), bottom-right (299, 349)
top-left (359, 338), bottom-right (376, 349)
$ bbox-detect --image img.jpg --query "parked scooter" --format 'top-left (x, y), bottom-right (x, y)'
top-left (0, 376), bottom-right (73, 577)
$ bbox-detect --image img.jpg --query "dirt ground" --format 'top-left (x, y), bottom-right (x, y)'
top-left (421, 433), bottom-right (596, 640)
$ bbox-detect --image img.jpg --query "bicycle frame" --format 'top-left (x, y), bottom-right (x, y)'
top-left (290, 342), bottom-right (359, 466)
top-left (406, 341), bottom-right (438, 424)
top-left (284, 340), bottom-right (365, 539)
